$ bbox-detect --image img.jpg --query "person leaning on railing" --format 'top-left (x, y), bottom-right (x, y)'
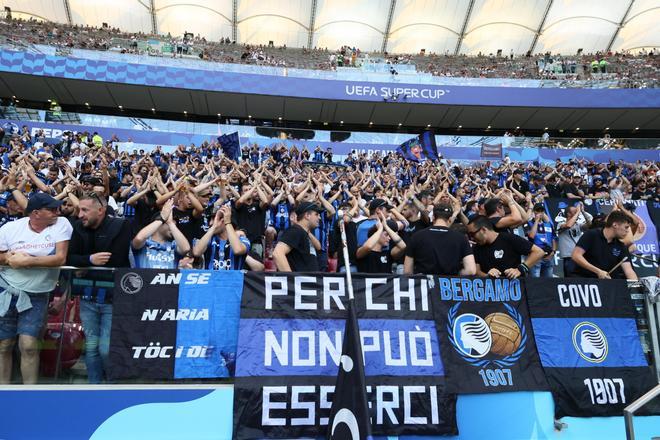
top-left (66, 192), bottom-right (132, 383)
top-left (0, 193), bottom-right (72, 384)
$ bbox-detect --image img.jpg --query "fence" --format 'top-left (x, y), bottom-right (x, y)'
top-left (1, 268), bottom-right (658, 387)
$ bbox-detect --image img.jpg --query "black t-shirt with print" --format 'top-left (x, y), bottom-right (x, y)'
top-left (573, 228), bottom-right (631, 279)
top-left (405, 226), bottom-right (473, 275)
top-left (234, 201), bottom-right (267, 244)
top-left (173, 207), bottom-right (204, 243)
top-left (400, 218), bottom-right (429, 243)
top-left (357, 249), bottom-right (392, 274)
top-left (474, 232), bottom-right (533, 273)
top-left (279, 224), bottom-right (320, 272)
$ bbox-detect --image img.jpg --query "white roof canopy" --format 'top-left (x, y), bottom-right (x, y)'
top-left (3, 0), bottom-right (659, 54)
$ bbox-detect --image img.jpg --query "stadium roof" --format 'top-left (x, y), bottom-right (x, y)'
top-left (3, 0), bottom-right (659, 55)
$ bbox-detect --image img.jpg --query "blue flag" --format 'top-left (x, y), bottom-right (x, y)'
top-left (218, 132), bottom-right (240, 161)
top-left (327, 298), bottom-right (373, 440)
top-left (526, 278), bottom-right (657, 417)
top-left (396, 131), bottom-right (438, 162)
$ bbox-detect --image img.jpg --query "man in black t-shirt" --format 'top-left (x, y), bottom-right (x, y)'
top-left (272, 202), bottom-right (322, 272)
top-left (234, 182), bottom-right (271, 258)
top-left (631, 181), bottom-right (652, 200)
top-left (404, 204), bottom-right (476, 276)
top-left (399, 201), bottom-right (430, 243)
top-left (356, 216), bottom-right (406, 274)
top-left (510, 169), bottom-right (530, 195)
top-left (467, 215), bottom-right (544, 279)
top-left (562, 173), bottom-right (585, 199)
top-left (173, 191), bottom-right (204, 243)
top-left (571, 210), bottom-right (638, 280)
top-left (545, 175), bottom-right (563, 198)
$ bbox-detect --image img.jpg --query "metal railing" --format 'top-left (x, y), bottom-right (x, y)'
top-left (624, 278), bottom-right (660, 440)
top-left (2, 270), bottom-right (658, 389)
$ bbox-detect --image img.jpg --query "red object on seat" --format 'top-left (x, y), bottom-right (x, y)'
top-left (327, 258), bottom-right (338, 273)
top-left (40, 296), bottom-right (84, 377)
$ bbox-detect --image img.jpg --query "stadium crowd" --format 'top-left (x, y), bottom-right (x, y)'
top-left (1, 17), bottom-right (658, 87)
top-left (0, 125), bottom-right (657, 384)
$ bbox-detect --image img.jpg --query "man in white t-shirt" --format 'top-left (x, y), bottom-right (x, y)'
top-left (0, 193), bottom-right (72, 384)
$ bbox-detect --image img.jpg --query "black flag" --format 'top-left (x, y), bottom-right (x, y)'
top-left (327, 299), bottom-right (373, 440)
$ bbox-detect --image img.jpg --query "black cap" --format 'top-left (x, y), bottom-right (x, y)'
top-left (433, 203), bottom-right (454, 219)
top-left (533, 203), bottom-right (545, 212)
top-left (81, 175), bottom-right (103, 186)
top-left (513, 169), bottom-right (523, 175)
top-left (295, 201), bottom-right (323, 216)
top-left (26, 193), bottom-right (63, 213)
top-left (368, 198), bottom-right (392, 212)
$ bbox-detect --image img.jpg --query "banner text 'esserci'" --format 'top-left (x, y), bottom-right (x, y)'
top-left (233, 273), bottom-right (457, 438)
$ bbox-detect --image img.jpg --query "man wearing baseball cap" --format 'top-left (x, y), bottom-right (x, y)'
top-left (0, 193), bottom-right (72, 384)
top-left (272, 202), bottom-right (322, 272)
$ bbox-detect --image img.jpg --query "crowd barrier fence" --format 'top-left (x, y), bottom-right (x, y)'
top-left (1, 267), bottom-right (657, 388)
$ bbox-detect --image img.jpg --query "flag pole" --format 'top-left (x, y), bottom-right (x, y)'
top-left (339, 217), bottom-right (355, 301)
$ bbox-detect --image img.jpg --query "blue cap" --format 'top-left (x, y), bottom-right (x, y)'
top-left (26, 193), bottom-right (63, 214)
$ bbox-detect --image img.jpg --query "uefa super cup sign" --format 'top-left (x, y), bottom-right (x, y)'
top-left (344, 85), bottom-right (450, 101)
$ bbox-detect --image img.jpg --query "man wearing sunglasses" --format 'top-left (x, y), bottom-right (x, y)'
top-left (467, 215), bottom-right (544, 279)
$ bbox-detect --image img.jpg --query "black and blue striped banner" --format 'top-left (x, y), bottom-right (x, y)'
top-left (232, 272), bottom-right (457, 439)
top-left (526, 278), bottom-right (657, 418)
top-left (108, 269), bottom-right (243, 380)
top-left (431, 277), bottom-right (549, 394)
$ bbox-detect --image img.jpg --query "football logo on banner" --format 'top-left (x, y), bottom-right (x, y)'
top-left (572, 322), bottom-right (608, 363)
top-left (431, 277), bottom-right (548, 394)
top-left (448, 304), bottom-right (527, 368)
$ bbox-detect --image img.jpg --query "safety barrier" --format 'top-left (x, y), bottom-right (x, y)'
top-left (1, 268), bottom-right (657, 387)
top-left (624, 278), bottom-right (660, 440)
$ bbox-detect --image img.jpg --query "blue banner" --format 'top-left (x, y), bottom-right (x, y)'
top-left (431, 277), bottom-right (548, 394)
top-left (531, 317), bottom-right (647, 368)
top-left (233, 272), bottom-right (457, 438)
top-left (236, 318), bottom-right (443, 377)
top-left (174, 270), bottom-right (243, 378)
top-left (108, 269), bottom-right (243, 380)
top-left (396, 131), bottom-right (438, 162)
top-left (218, 132), bottom-right (240, 161)
top-left (525, 278), bottom-right (657, 418)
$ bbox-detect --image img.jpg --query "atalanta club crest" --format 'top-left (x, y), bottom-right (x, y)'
top-left (447, 303), bottom-right (527, 368)
top-left (572, 321), bottom-right (608, 363)
top-left (120, 272), bottom-right (143, 294)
